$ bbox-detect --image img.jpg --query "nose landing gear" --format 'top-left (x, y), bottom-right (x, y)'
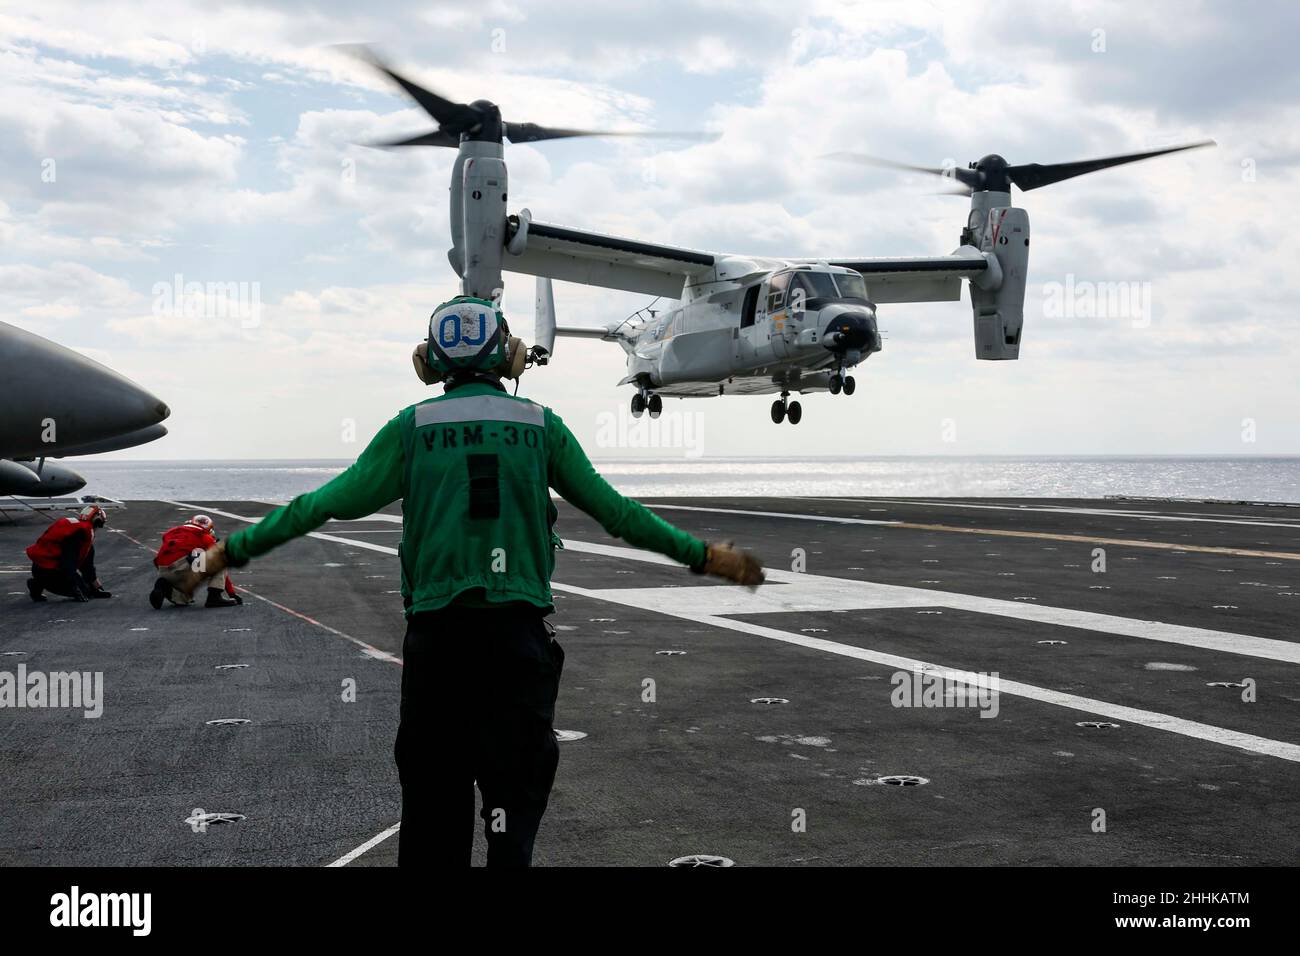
top-left (828, 368), bottom-right (856, 396)
top-left (771, 392), bottom-right (802, 425)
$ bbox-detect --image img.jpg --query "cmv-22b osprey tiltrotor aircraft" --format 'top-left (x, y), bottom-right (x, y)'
top-left (351, 47), bottom-right (1212, 425)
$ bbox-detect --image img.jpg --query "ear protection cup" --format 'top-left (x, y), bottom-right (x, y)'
top-left (412, 342), bottom-right (442, 384)
top-left (503, 335), bottom-right (528, 379)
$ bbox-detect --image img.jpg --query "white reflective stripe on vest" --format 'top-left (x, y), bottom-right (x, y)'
top-left (414, 395), bottom-right (545, 428)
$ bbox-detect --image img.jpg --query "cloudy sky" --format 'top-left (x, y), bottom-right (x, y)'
top-left (3, 0), bottom-right (1297, 461)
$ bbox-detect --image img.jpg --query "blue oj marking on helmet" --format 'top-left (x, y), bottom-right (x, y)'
top-left (437, 309), bottom-right (488, 349)
top-left (462, 311), bottom-right (487, 346)
top-left (438, 312), bottom-right (461, 347)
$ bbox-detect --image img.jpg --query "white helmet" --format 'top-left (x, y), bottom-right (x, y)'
top-left (191, 514), bottom-right (214, 532)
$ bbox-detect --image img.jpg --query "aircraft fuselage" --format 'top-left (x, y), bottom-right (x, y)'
top-left (621, 263), bottom-right (882, 397)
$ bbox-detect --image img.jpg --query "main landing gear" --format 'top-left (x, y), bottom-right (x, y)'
top-left (771, 392), bottom-right (802, 425)
top-left (827, 369), bottom-right (856, 396)
top-left (631, 390), bottom-right (662, 419)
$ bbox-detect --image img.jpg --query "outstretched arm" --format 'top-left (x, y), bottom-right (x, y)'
top-left (223, 418), bottom-right (406, 566)
top-left (546, 409), bottom-right (762, 585)
top-left (547, 409), bottom-right (704, 566)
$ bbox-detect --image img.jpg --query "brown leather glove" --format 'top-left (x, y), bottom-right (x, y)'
top-left (699, 541), bottom-right (765, 587)
top-left (201, 541), bottom-right (230, 578)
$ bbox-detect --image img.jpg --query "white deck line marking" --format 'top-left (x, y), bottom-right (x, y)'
top-left (327, 822), bottom-right (401, 867)
top-left (177, 501), bottom-right (1300, 665)
top-left (812, 497), bottom-right (1300, 529)
top-left (560, 540), bottom-right (1300, 664)
top-left (551, 580), bottom-right (1300, 764)
top-left (322, 529), bottom-right (403, 534)
top-left (160, 501), bottom-right (402, 558)
top-left (162, 503), bottom-right (1300, 764)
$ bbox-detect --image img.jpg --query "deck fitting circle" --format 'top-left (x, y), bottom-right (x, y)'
top-left (668, 854), bottom-right (735, 867)
top-left (184, 811), bottom-right (245, 828)
top-left (878, 775), bottom-right (930, 786)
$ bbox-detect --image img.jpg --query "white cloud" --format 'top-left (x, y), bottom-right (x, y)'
top-left (1, 0), bottom-right (1296, 460)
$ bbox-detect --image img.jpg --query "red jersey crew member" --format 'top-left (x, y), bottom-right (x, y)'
top-left (25, 504), bottom-right (113, 602)
top-left (149, 514), bottom-right (242, 609)
top-left (181, 295), bottom-right (764, 867)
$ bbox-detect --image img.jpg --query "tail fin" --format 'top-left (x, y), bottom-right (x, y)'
top-left (534, 277), bottom-right (556, 360)
top-left (533, 277), bottom-right (629, 356)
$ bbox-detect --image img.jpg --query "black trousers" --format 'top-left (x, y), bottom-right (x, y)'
top-left (29, 546), bottom-right (96, 598)
top-left (394, 603), bottom-right (564, 867)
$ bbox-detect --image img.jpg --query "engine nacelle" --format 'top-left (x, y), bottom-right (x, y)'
top-left (969, 205), bottom-right (1029, 360)
top-left (449, 142), bottom-right (509, 300)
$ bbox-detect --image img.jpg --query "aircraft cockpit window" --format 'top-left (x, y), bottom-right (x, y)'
top-left (767, 271), bottom-right (790, 312)
top-left (741, 285), bottom-right (760, 328)
top-left (792, 271), bottom-right (839, 300)
top-left (833, 272), bottom-right (869, 301)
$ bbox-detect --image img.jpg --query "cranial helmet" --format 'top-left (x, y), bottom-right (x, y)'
top-left (413, 295), bottom-right (528, 385)
top-left (191, 514), bottom-right (214, 532)
top-left (79, 504), bottom-right (106, 528)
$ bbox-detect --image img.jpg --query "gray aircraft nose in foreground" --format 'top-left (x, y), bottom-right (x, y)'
top-left (0, 321), bottom-right (170, 459)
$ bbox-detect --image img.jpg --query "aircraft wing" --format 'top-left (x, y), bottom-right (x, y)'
top-left (506, 212), bottom-right (991, 304)
top-left (505, 214), bottom-right (716, 298)
top-left (803, 250), bottom-right (991, 304)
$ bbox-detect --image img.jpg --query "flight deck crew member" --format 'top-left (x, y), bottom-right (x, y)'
top-left (148, 514), bottom-right (242, 609)
top-left (183, 295), bottom-right (764, 867)
top-left (25, 504), bottom-right (113, 602)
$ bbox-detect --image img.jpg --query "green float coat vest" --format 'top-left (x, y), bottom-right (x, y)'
top-left (397, 388), bottom-right (559, 612)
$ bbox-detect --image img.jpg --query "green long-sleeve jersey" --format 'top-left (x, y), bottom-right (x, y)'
top-left (226, 382), bottom-right (706, 615)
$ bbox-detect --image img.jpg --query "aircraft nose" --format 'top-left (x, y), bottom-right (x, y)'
top-left (1, 321), bottom-right (171, 458)
top-left (77, 365), bottom-right (171, 437)
top-left (824, 312), bottom-right (874, 350)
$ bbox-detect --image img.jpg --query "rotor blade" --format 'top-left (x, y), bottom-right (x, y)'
top-left (505, 121), bottom-right (716, 144)
top-left (339, 44), bottom-right (481, 132)
top-left (822, 151), bottom-right (981, 189)
top-left (1007, 139), bottom-right (1216, 191)
top-left (369, 130), bottom-right (461, 148)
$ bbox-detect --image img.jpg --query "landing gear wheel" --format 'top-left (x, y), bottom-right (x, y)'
top-left (787, 401), bottom-right (803, 425)
top-left (648, 394), bottom-right (663, 418)
top-left (631, 393), bottom-right (646, 418)
top-left (770, 399), bottom-right (786, 424)
top-left (828, 375), bottom-right (842, 395)
top-left (842, 375), bottom-right (856, 395)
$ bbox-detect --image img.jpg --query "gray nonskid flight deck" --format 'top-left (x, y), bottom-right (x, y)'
top-left (1, 496), bottom-right (1296, 866)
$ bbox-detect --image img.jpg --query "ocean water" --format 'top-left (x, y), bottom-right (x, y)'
top-left (68, 456), bottom-right (1300, 504)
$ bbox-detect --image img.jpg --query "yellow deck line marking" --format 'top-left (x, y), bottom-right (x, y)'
top-left (648, 504), bottom-right (1300, 562)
